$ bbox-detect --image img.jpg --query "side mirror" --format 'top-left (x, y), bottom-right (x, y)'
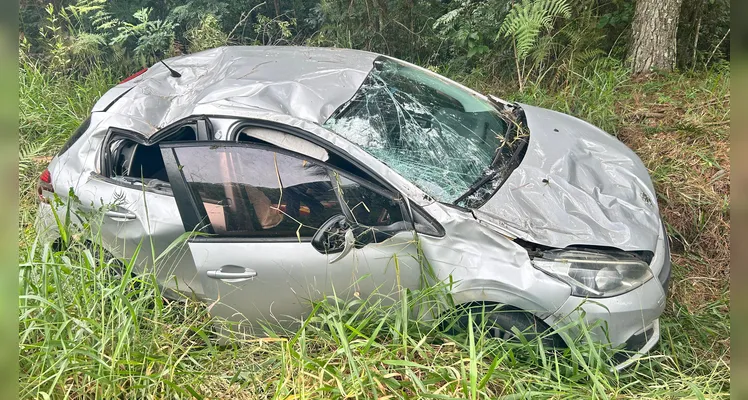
top-left (311, 214), bottom-right (356, 263)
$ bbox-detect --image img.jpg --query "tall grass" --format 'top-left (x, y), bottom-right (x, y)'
top-left (19, 218), bottom-right (730, 398)
top-left (19, 207), bottom-right (218, 398)
top-left (18, 55), bottom-right (730, 398)
top-left (18, 56), bottom-right (120, 250)
top-left (19, 56), bottom-right (118, 148)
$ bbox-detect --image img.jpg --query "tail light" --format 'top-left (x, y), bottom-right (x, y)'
top-left (37, 168), bottom-right (53, 203)
top-left (119, 67), bottom-right (148, 84)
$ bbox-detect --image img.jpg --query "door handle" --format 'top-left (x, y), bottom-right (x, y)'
top-left (104, 210), bottom-right (137, 221)
top-left (206, 266), bottom-right (258, 280)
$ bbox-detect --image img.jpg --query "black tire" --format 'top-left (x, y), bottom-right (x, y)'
top-left (82, 240), bottom-right (128, 280)
top-left (456, 303), bottom-right (566, 348)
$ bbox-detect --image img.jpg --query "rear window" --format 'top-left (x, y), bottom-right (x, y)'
top-left (57, 117), bottom-right (91, 156)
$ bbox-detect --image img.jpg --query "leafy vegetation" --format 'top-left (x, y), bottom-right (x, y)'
top-left (18, 0), bottom-right (730, 398)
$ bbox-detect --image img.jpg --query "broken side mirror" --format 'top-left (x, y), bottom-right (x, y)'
top-left (311, 214), bottom-right (356, 263)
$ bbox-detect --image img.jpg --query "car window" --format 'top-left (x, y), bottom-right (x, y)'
top-left (332, 173), bottom-right (404, 228)
top-left (172, 145), bottom-right (343, 238)
top-left (324, 57), bottom-right (520, 203)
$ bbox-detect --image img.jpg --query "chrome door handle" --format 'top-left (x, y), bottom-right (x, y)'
top-left (104, 210), bottom-right (137, 220)
top-left (206, 266), bottom-right (258, 280)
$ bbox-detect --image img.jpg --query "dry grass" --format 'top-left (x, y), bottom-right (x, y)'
top-left (616, 71), bottom-right (730, 311)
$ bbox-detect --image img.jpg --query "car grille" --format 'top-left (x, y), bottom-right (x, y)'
top-left (623, 323), bottom-right (657, 352)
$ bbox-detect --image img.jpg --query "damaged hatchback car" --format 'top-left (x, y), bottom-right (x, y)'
top-left (37, 46), bottom-right (670, 370)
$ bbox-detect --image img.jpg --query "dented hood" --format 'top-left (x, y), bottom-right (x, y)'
top-left (474, 104), bottom-right (661, 252)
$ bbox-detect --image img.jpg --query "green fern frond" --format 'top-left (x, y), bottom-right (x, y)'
top-left (19, 139), bottom-right (51, 176)
top-left (433, 7), bottom-right (463, 31)
top-left (497, 0), bottom-right (571, 60)
top-left (575, 48), bottom-right (606, 64)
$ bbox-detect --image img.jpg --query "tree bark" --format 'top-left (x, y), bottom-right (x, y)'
top-left (628, 0), bottom-right (684, 74)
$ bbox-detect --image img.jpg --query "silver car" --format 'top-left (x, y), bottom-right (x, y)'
top-left (37, 46), bottom-right (670, 369)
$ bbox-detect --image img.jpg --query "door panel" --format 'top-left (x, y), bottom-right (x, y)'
top-left (161, 141), bottom-right (422, 333)
top-left (82, 175), bottom-right (204, 296)
top-left (190, 233), bottom-right (419, 333)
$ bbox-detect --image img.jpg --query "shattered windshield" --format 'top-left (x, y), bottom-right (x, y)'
top-left (324, 57), bottom-right (525, 204)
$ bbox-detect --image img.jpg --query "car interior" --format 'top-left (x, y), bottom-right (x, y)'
top-left (106, 124), bottom-right (198, 193)
top-left (103, 121), bottom-right (441, 236)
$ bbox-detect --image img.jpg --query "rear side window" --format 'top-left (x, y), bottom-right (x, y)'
top-left (57, 117), bottom-right (91, 156)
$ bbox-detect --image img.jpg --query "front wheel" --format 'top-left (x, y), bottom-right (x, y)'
top-left (454, 304), bottom-right (566, 348)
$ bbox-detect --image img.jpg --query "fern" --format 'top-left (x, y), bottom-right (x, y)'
top-left (19, 139), bottom-right (51, 176)
top-left (433, 7), bottom-right (463, 31)
top-left (185, 14), bottom-right (227, 52)
top-left (112, 8), bottom-right (177, 60)
top-left (497, 0), bottom-right (571, 60)
top-left (70, 32), bottom-right (107, 56)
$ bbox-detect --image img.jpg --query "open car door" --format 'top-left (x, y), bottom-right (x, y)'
top-left (159, 141), bottom-right (422, 335)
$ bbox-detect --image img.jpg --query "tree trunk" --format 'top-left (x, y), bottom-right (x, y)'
top-left (628, 0), bottom-right (684, 74)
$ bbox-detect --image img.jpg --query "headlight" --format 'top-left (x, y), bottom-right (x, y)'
top-left (531, 249), bottom-right (653, 297)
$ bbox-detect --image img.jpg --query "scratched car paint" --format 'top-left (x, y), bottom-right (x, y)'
top-left (37, 46), bottom-right (670, 370)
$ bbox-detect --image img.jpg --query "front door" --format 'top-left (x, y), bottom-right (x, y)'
top-left (160, 141), bottom-right (421, 334)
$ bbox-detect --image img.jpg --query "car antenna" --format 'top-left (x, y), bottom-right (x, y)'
top-left (160, 60), bottom-right (182, 78)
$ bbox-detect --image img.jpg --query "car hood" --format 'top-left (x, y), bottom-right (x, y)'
top-left (473, 104), bottom-right (661, 252)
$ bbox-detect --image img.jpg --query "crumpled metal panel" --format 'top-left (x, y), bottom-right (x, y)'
top-left (417, 202), bottom-right (572, 319)
top-left (106, 46), bottom-right (379, 132)
top-left (82, 47), bottom-right (663, 255)
top-left (476, 104), bottom-right (661, 252)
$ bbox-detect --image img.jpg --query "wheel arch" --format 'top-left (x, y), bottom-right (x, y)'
top-left (449, 285), bottom-right (557, 320)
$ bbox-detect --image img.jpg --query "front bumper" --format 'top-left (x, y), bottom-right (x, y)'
top-left (612, 318), bottom-right (660, 369)
top-left (544, 277), bottom-right (666, 370)
top-left (542, 222), bottom-right (671, 370)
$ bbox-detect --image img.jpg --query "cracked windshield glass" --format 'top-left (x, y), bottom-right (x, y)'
top-left (325, 57), bottom-right (525, 205)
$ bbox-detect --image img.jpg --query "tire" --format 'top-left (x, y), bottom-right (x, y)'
top-left (82, 240), bottom-right (128, 280)
top-left (455, 303), bottom-right (566, 348)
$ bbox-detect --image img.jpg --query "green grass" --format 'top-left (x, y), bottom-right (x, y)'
top-left (18, 57), bottom-right (730, 399)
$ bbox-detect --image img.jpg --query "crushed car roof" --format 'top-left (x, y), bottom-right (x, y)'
top-left (98, 46), bottom-right (380, 135)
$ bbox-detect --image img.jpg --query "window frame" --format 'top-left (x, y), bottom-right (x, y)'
top-left (95, 116), bottom-right (213, 196)
top-left (161, 140), bottom-right (414, 243)
top-left (228, 119), bottom-right (393, 192)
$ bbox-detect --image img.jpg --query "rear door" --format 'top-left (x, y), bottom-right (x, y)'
top-left (86, 119), bottom-right (208, 297)
top-left (160, 141), bottom-right (421, 334)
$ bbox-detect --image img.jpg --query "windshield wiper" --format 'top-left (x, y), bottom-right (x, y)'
top-left (453, 136), bottom-right (527, 206)
top-left (453, 168), bottom-right (501, 205)
top-left (453, 105), bottom-right (528, 207)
